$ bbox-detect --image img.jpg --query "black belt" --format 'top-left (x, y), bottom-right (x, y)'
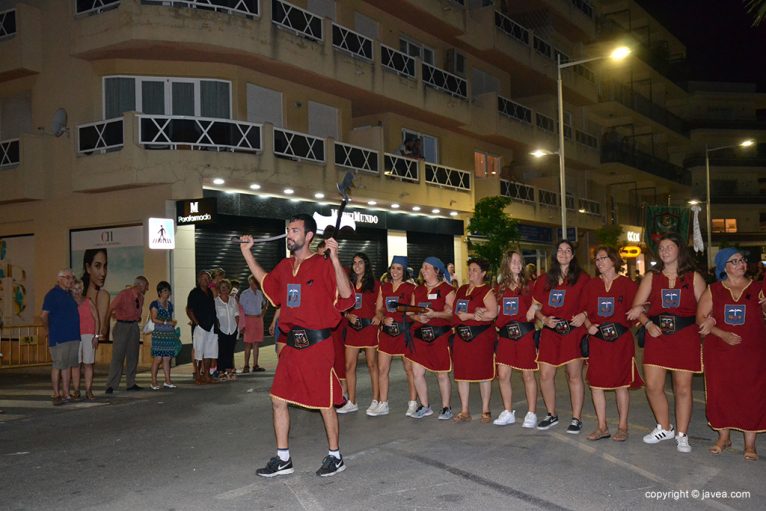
top-left (498, 321), bottom-right (536, 341)
top-left (414, 325), bottom-right (452, 343)
top-left (455, 324), bottom-right (492, 343)
top-left (381, 321), bottom-right (405, 337)
top-left (285, 326), bottom-right (332, 350)
top-left (544, 319), bottom-right (572, 336)
top-left (116, 320), bottom-right (138, 324)
top-left (649, 314), bottom-right (696, 335)
top-left (348, 317), bottom-right (373, 331)
top-left (592, 322), bottom-right (629, 342)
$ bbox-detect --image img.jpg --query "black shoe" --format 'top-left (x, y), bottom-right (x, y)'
top-left (316, 455), bottom-right (345, 477)
top-left (256, 456), bottom-right (294, 478)
top-left (566, 418), bottom-right (583, 434)
top-left (126, 384), bottom-right (143, 391)
top-left (537, 413), bottom-right (559, 430)
top-left (105, 387), bottom-right (114, 395)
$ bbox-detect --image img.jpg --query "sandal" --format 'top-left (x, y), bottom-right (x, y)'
top-left (85, 390), bottom-right (96, 400)
top-left (708, 440), bottom-right (732, 455)
top-left (744, 450), bottom-right (758, 461)
top-left (253, 365), bottom-right (266, 372)
top-left (69, 390), bottom-right (81, 400)
top-left (242, 366), bottom-right (250, 373)
top-left (586, 429), bottom-right (611, 441)
top-left (453, 412), bottom-right (472, 423)
top-left (612, 429), bottom-right (629, 442)
top-left (480, 412), bottom-right (492, 424)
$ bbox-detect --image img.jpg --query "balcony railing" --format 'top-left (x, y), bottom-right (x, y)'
top-left (422, 62), bottom-right (467, 99)
top-left (384, 153), bottom-right (419, 183)
top-left (0, 8), bottom-right (16, 39)
top-left (77, 118), bottom-right (124, 154)
top-left (533, 36), bottom-right (553, 60)
top-left (494, 11), bottom-right (530, 47)
top-left (0, 138), bottom-right (20, 168)
top-left (500, 180), bottom-right (534, 203)
top-left (272, 0), bottom-right (322, 42)
top-left (139, 115), bottom-right (262, 152)
top-left (76, 0), bottom-right (121, 16)
top-left (381, 44), bottom-right (415, 79)
top-left (425, 162), bottom-right (470, 191)
top-left (571, 0), bottom-right (593, 19)
top-left (498, 96), bottom-right (533, 124)
top-left (573, 64), bottom-right (595, 82)
top-left (599, 81), bottom-right (688, 135)
top-left (578, 198), bottom-right (600, 215)
top-left (335, 141), bottom-right (378, 174)
top-left (575, 129), bottom-right (598, 149)
top-left (332, 22), bottom-right (373, 61)
top-left (601, 142), bottom-right (689, 185)
top-left (142, 0), bottom-right (259, 17)
top-left (539, 189), bottom-right (559, 208)
top-left (536, 113), bottom-right (555, 134)
top-left (273, 127), bottom-right (323, 163)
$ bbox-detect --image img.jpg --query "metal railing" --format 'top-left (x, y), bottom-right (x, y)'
top-left (77, 118), bottom-right (124, 154)
top-left (561, 124), bottom-right (573, 140)
top-left (599, 81), bottom-right (688, 135)
top-left (0, 324), bottom-right (51, 368)
top-left (141, 0), bottom-right (259, 17)
top-left (601, 142), bottom-right (689, 185)
top-left (380, 44), bottom-right (415, 78)
top-left (139, 115), bottom-right (262, 152)
top-left (272, 0), bottom-right (322, 42)
top-left (332, 22), bottom-right (373, 61)
top-left (575, 129), bottom-right (598, 149)
top-left (273, 127), bottom-right (324, 163)
top-left (425, 162), bottom-right (470, 191)
top-left (494, 11), bottom-right (530, 46)
top-left (0, 8), bottom-right (16, 39)
top-left (533, 35), bottom-right (553, 60)
top-left (500, 180), bottom-right (535, 203)
top-left (335, 141), bottom-right (378, 174)
top-left (573, 64), bottom-right (595, 82)
top-left (539, 188), bottom-right (559, 208)
top-left (76, 0), bottom-right (121, 16)
top-left (0, 138), bottom-right (20, 168)
top-left (571, 0), bottom-right (593, 19)
top-left (498, 96), bottom-right (533, 124)
top-left (384, 153), bottom-right (419, 183)
top-left (578, 197), bottom-right (601, 215)
top-left (536, 113), bottom-right (555, 134)
top-left (422, 62), bottom-right (467, 99)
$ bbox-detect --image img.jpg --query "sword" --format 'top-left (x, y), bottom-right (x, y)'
top-left (230, 233), bottom-right (287, 243)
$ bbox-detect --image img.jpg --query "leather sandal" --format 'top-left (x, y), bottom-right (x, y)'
top-left (586, 429), bottom-right (611, 441)
top-left (612, 429), bottom-right (628, 442)
top-left (242, 366), bottom-right (250, 373)
top-left (708, 440), bottom-right (732, 455)
top-left (480, 412), bottom-right (492, 424)
top-left (744, 449), bottom-right (758, 461)
top-left (453, 412), bottom-right (472, 423)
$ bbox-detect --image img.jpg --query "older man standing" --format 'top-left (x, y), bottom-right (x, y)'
top-left (41, 269), bottom-right (81, 406)
top-left (186, 270), bottom-right (219, 384)
top-left (105, 276), bottom-right (149, 394)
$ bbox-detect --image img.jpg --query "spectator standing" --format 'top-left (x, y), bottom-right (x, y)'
top-left (149, 281), bottom-right (178, 390)
top-left (186, 271), bottom-right (219, 384)
top-left (215, 279), bottom-right (239, 380)
top-left (238, 275), bottom-right (268, 372)
top-left (105, 276), bottom-right (149, 394)
top-left (72, 279), bottom-right (98, 400)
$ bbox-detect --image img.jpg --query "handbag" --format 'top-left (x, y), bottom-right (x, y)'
top-left (173, 328), bottom-right (183, 358)
top-left (142, 316), bottom-right (155, 334)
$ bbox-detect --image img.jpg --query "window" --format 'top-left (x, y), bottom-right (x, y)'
top-left (308, 0), bottom-right (335, 20)
top-left (471, 68), bottom-right (500, 97)
top-left (0, 94), bottom-right (32, 140)
top-left (103, 76), bottom-right (231, 119)
top-left (400, 36), bottom-right (435, 65)
top-left (712, 218), bottom-right (737, 233)
top-left (402, 128), bottom-right (438, 163)
top-left (474, 151), bottom-right (501, 177)
top-left (354, 12), bottom-right (378, 40)
top-left (246, 84), bottom-right (283, 127)
top-left (308, 101), bottom-right (339, 139)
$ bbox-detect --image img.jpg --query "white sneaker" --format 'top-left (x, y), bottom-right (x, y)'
top-left (642, 424), bottom-right (675, 444)
top-left (366, 400), bottom-right (379, 415)
top-left (493, 409), bottom-right (516, 426)
top-left (336, 401), bottom-right (358, 414)
top-left (522, 411), bottom-right (538, 429)
top-left (405, 400), bottom-right (418, 417)
top-left (373, 401), bottom-right (389, 416)
top-left (676, 433), bottom-right (692, 453)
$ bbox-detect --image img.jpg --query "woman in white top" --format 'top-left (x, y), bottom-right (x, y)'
top-left (215, 279), bottom-right (239, 381)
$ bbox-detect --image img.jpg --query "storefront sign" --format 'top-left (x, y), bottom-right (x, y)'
top-left (148, 218), bottom-right (175, 250)
top-left (626, 231), bottom-right (641, 242)
top-left (176, 198), bottom-right (216, 225)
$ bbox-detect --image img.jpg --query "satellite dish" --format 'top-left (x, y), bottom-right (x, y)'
top-left (50, 108), bottom-right (68, 137)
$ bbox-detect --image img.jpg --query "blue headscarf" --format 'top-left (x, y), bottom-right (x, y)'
top-left (714, 248), bottom-right (740, 281)
top-left (423, 256), bottom-right (451, 283)
top-left (390, 255), bottom-right (408, 269)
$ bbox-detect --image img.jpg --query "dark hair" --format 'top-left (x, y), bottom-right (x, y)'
top-left (594, 246), bottom-right (624, 275)
top-left (289, 213), bottom-right (317, 238)
top-left (351, 252), bottom-right (375, 293)
top-left (81, 248), bottom-right (108, 296)
top-left (498, 249), bottom-right (529, 293)
top-left (467, 257), bottom-right (490, 274)
top-left (546, 239), bottom-right (584, 289)
top-left (651, 233), bottom-right (697, 277)
top-left (156, 280), bottom-right (172, 295)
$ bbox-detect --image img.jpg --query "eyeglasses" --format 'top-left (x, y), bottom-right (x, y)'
top-left (726, 257), bottom-right (747, 266)
top-left (594, 256), bottom-right (610, 263)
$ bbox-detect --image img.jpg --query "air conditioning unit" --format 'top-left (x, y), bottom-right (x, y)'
top-left (445, 48), bottom-right (466, 76)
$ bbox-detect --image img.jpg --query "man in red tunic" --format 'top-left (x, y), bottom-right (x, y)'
top-left (240, 214), bottom-right (353, 478)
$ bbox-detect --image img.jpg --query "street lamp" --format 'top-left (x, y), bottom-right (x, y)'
top-left (704, 138), bottom-right (755, 268)
top-left (555, 46), bottom-right (631, 240)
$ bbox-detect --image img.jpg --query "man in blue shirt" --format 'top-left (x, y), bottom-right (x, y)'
top-left (41, 268), bottom-right (81, 406)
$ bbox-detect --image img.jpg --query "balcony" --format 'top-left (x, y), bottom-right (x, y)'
top-left (272, 0), bottom-right (321, 41)
top-left (75, 0), bottom-right (121, 16)
top-left (0, 138), bottom-right (20, 169)
top-left (332, 23), bottom-right (372, 61)
top-left (0, 5), bottom-right (42, 81)
top-left (77, 117), bottom-right (124, 154)
top-left (422, 62), bottom-right (467, 99)
top-left (601, 142), bottom-right (689, 185)
top-left (597, 81), bottom-right (689, 136)
top-left (141, 0), bottom-right (259, 17)
top-left (500, 180), bottom-right (602, 216)
top-left (425, 162), bottom-right (471, 192)
top-left (0, 134), bottom-right (45, 204)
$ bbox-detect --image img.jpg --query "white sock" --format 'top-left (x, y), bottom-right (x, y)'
top-left (277, 449), bottom-right (290, 462)
top-left (328, 449), bottom-right (341, 460)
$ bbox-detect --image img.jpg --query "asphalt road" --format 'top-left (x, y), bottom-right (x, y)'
top-left (0, 349), bottom-right (762, 511)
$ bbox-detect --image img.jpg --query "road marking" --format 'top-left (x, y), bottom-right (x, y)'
top-left (285, 476), bottom-right (325, 511)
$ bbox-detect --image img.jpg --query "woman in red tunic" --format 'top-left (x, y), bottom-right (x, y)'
top-left (528, 240), bottom-right (590, 433)
top-left (697, 248), bottom-right (766, 461)
top-left (373, 256), bottom-right (417, 417)
top-left (582, 246), bottom-right (643, 442)
top-left (336, 253), bottom-right (381, 415)
top-left (405, 257), bottom-right (456, 420)
top-left (494, 250), bottom-right (538, 428)
top-left (451, 258), bottom-right (498, 423)
top-left (627, 234), bottom-right (706, 453)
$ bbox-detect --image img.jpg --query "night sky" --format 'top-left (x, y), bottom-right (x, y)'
top-left (636, 0), bottom-right (766, 90)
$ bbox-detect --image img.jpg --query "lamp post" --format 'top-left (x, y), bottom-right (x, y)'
top-left (704, 139), bottom-right (755, 269)
top-left (554, 46), bottom-right (630, 240)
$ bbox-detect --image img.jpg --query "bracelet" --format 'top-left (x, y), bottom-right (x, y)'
top-left (643, 320), bottom-right (653, 327)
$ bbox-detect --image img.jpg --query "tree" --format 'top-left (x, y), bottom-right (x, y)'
top-left (593, 224), bottom-right (624, 248)
top-left (745, 0), bottom-right (766, 25)
top-left (466, 196), bottom-right (520, 273)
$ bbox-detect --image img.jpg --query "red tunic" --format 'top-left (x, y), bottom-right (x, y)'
top-left (378, 281), bottom-right (416, 356)
top-left (704, 281), bottom-right (766, 432)
top-left (532, 272), bottom-right (590, 367)
top-left (452, 284), bottom-right (496, 382)
top-left (582, 276), bottom-right (643, 389)
top-left (494, 284), bottom-right (537, 371)
top-left (262, 254), bottom-right (355, 408)
top-left (405, 282), bottom-right (454, 373)
top-left (332, 325), bottom-right (346, 380)
top-left (643, 272), bottom-right (702, 372)
top-left (344, 281), bottom-right (381, 348)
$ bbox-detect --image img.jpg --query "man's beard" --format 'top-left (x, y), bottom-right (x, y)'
top-left (287, 239), bottom-right (304, 254)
